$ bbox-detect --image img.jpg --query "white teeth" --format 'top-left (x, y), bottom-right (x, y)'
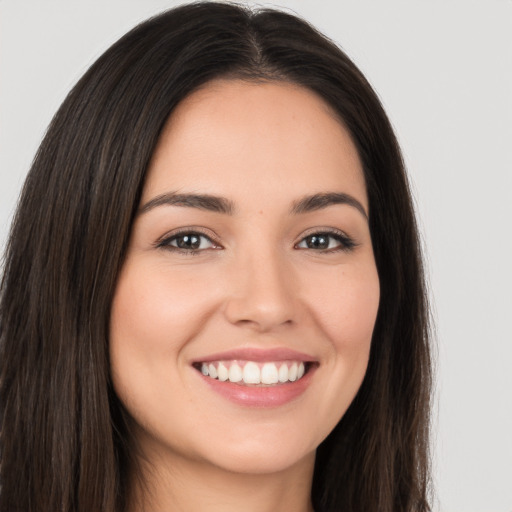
top-left (228, 363), bottom-right (243, 383)
top-left (278, 363), bottom-right (289, 383)
top-left (208, 363), bottom-right (218, 379)
top-left (289, 362), bottom-right (298, 382)
top-left (199, 360), bottom-right (309, 385)
top-left (297, 362), bottom-right (305, 379)
top-left (261, 363), bottom-right (279, 384)
top-left (243, 362), bottom-right (260, 384)
top-left (217, 362), bottom-right (229, 381)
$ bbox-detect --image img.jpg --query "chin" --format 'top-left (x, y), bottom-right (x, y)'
top-left (206, 444), bottom-right (317, 476)
top-left (186, 422), bottom-right (321, 476)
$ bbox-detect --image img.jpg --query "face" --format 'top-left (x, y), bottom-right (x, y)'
top-left (110, 79), bottom-right (380, 476)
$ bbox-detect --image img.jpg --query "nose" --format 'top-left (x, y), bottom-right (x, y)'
top-left (223, 248), bottom-right (298, 332)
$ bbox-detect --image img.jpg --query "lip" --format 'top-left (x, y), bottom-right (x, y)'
top-left (191, 348), bottom-right (318, 408)
top-left (192, 347), bottom-right (316, 364)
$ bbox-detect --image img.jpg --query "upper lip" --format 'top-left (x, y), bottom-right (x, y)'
top-left (192, 347), bottom-right (317, 364)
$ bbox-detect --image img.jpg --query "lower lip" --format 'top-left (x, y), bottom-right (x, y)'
top-left (197, 366), bottom-right (316, 408)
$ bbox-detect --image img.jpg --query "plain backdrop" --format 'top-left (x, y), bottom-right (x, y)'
top-left (1, 1), bottom-right (511, 511)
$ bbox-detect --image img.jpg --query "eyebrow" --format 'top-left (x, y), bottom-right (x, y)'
top-left (291, 192), bottom-right (368, 220)
top-left (139, 192), bottom-right (236, 215)
top-left (139, 191), bottom-right (368, 220)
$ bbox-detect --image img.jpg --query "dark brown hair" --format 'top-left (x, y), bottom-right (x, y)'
top-left (0, 2), bottom-right (432, 511)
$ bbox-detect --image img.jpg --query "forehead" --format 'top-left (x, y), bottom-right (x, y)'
top-left (143, 79), bottom-right (367, 210)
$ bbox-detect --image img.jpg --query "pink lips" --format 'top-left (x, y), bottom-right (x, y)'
top-left (193, 347), bottom-right (314, 364)
top-left (192, 348), bottom-right (317, 408)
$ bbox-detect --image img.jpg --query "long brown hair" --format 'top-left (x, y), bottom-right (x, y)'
top-left (0, 3), bottom-right (432, 511)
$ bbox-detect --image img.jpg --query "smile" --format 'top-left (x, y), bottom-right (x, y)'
top-left (192, 348), bottom-right (317, 407)
top-left (197, 360), bottom-right (307, 385)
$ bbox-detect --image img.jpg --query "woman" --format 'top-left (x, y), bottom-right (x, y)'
top-left (0, 2), bottom-right (432, 511)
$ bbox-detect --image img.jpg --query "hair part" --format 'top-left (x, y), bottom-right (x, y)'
top-left (0, 2), bottom-right (432, 511)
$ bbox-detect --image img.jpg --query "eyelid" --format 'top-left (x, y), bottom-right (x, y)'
top-left (155, 226), bottom-right (223, 250)
top-left (294, 227), bottom-right (358, 251)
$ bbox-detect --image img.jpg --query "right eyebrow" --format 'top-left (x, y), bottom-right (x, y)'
top-left (290, 192), bottom-right (368, 220)
top-left (138, 192), bottom-right (236, 216)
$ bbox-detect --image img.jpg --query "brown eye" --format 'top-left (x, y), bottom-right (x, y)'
top-left (303, 234), bottom-right (331, 250)
top-left (296, 231), bottom-right (356, 252)
top-left (159, 232), bottom-right (217, 252)
top-left (174, 234), bottom-right (202, 250)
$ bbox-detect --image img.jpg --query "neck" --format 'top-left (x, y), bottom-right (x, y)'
top-left (127, 447), bottom-right (316, 512)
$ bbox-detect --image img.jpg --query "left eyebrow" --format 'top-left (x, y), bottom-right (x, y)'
top-left (138, 192), bottom-right (236, 215)
top-left (290, 192), bottom-right (368, 220)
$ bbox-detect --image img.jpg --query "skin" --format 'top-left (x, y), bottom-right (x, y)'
top-left (110, 79), bottom-right (380, 512)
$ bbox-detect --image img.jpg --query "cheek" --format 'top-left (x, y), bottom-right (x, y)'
top-left (293, 260), bottom-right (379, 441)
top-left (108, 261), bottom-right (224, 438)
top-left (110, 261), bottom-right (219, 359)
top-left (304, 262), bottom-right (380, 350)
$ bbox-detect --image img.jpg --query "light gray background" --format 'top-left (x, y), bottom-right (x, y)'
top-left (1, 1), bottom-right (511, 511)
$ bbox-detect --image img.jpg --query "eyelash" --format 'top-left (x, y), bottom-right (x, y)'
top-left (295, 229), bottom-right (357, 252)
top-left (156, 228), bottom-right (220, 255)
top-left (156, 228), bottom-right (357, 255)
